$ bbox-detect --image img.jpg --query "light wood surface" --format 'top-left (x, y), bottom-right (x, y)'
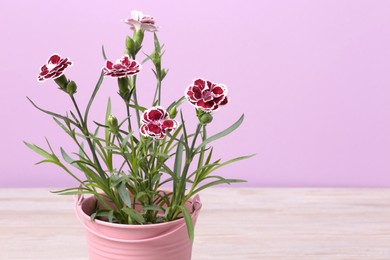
top-left (1, 188), bottom-right (390, 259)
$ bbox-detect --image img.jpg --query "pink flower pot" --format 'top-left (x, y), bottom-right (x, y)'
top-left (75, 194), bottom-right (202, 260)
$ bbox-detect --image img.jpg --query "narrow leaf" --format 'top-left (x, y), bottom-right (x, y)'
top-left (26, 97), bottom-right (78, 127)
top-left (173, 136), bottom-right (184, 179)
top-left (179, 205), bottom-right (194, 241)
top-left (84, 70), bottom-right (105, 122)
top-left (121, 208), bottom-right (145, 224)
top-left (24, 141), bottom-right (52, 160)
top-left (102, 45), bottom-right (108, 60)
top-left (142, 205), bottom-right (165, 213)
top-left (118, 181), bottom-right (132, 208)
top-left (196, 114), bottom-right (245, 153)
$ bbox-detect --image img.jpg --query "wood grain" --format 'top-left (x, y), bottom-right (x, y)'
top-left (1, 188), bottom-right (390, 259)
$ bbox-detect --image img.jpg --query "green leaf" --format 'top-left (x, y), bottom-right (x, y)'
top-left (195, 114), bottom-right (245, 153)
top-left (91, 209), bottom-right (114, 223)
top-left (179, 205), bottom-right (194, 241)
top-left (120, 132), bottom-right (133, 149)
top-left (142, 205), bottom-right (165, 213)
top-left (127, 103), bottom-right (147, 112)
top-left (153, 32), bottom-right (161, 52)
top-left (141, 52), bottom-right (152, 65)
top-left (53, 117), bottom-right (72, 136)
top-left (51, 187), bottom-right (91, 195)
top-left (26, 97), bottom-right (79, 128)
top-left (213, 154), bottom-right (256, 171)
top-left (121, 208), bottom-right (145, 224)
top-left (135, 191), bottom-right (147, 201)
top-left (193, 179), bottom-right (246, 195)
top-left (60, 148), bottom-right (81, 170)
top-left (186, 161), bottom-right (220, 180)
top-left (173, 136), bottom-right (184, 179)
top-left (102, 45), bottom-right (108, 60)
top-left (24, 141), bottom-right (52, 160)
top-left (167, 96), bottom-right (186, 112)
top-left (104, 97), bottom-right (111, 145)
top-left (84, 70), bottom-right (105, 122)
top-left (164, 124), bottom-right (183, 153)
top-left (117, 181), bottom-right (132, 208)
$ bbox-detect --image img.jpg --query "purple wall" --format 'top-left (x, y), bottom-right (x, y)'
top-left (1, 1), bottom-right (390, 187)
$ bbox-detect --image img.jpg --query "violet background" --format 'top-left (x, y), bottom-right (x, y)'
top-left (1, 0), bottom-right (390, 188)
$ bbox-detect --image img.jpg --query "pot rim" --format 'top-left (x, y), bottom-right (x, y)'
top-left (76, 193), bottom-right (202, 229)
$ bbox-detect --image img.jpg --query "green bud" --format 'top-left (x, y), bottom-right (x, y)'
top-left (54, 75), bottom-right (69, 90)
top-left (134, 29), bottom-right (144, 46)
top-left (199, 113), bottom-right (213, 125)
top-left (107, 115), bottom-right (119, 134)
top-left (168, 106), bottom-right (177, 119)
top-left (65, 80), bottom-right (77, 94)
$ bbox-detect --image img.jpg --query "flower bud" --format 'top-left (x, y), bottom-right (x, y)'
top-left (199, 113), bottom-right (213, 124)
top-left (168, 106), bottom-right (177, 119)
top-left (107, 115), bottom-right (119, 134)
top-left (65, 80), bottom-right (77, 94)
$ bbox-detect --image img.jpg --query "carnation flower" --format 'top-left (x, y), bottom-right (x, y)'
top-left (103, 55), bottom-right (141, 78)
top-left (140, 107), bottom-right (177, 139)
top-left (185, 78), bottom-right (229, 112)
top-left (37, 54), bottom-right (72, 82)
top-left (123, 10), bottom-right (159, 32)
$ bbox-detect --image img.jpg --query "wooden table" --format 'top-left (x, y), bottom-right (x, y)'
top-left (1, 188), bottom-right (390, 259)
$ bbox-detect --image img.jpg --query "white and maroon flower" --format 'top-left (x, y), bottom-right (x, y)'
top-left (185, 78), bottom-right (229, 112)
top-left (37, 54), bottom-right (72, 82)
top-left (122, 10), bottom-right (159, 32)
top-left (140, 107), bottom-right (178, 139)
top-left (103, 55), bottom-right (141, 78)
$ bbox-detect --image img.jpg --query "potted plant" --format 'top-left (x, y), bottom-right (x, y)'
top-left (25, 10), bottom-right (253, 260)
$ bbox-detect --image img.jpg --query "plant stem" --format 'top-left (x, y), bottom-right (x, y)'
top-left (131, 75), bottom-right (141, 127)
top-left (116, 135), bottom-right (133, 172)
top-left (158, 79), bottom-right (162, 106)
top-left (187, 124), bottom-right (207, 198)
top-left (152, 79), bottom-right (162, 106)
top-left (169, 124), bottom-right (202, 220)
top-left (69, 94), bottom-right (106, 179)
top-left (125, 101), bottom-right (132, 133)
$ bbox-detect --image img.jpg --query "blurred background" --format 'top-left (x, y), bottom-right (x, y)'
top-left (0, 0), bottom-right (389, 188)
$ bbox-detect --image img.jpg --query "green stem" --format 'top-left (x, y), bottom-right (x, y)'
top-left (158, 79), bottom-right (162, 106)
top-left (152, 79), bottom-right (162, 106)
top-left (169, 125), bottom-right (202, 220)
top-left (131, 75), bottom-right (141, 127)
top-left (187, 125), bottom-right (207, 198)
top-left (125, 101), bottom-right (132, 133)
top-left (116, 135), bottom-right (133, 173)
top-left (69, 94), bottom-right (106, 179)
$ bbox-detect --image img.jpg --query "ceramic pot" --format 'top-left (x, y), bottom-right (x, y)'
top-left (75, 193), bottom-right (202, 260)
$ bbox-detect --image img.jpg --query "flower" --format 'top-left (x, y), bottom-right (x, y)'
top-left (37, 54), bottom-right (72, 82)
top-left (185, 78), bottom-right (229, 112)
top-left (103, 55), bottom-right (141, 78)
top-left (123, 10), bottom-right (159, 32)
top-left (140, 107), bottom-right (177, 139)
